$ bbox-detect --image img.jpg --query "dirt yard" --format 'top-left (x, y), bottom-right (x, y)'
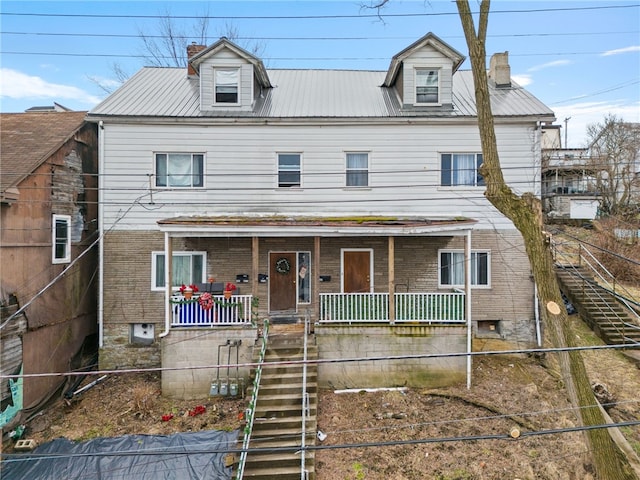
top-left (4, 314), bottom-right (640, 479)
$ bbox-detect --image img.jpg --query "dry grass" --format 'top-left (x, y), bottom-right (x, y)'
top-left (131, 383), bottom-right (158, 418)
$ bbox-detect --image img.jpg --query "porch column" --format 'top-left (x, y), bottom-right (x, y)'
top-left (465, 230), bottom-right (472, 388)
top-left (251, 237), bottom-right (259, 297)
top-left (160, 233), bottom-right (173, 337)
top-left (314, 236), bottom-right (320, 323)
top-left (388, 236), bottom-right (395, 324)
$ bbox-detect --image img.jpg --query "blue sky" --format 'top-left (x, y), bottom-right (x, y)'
top-left (1, 1), bottom-right (639, 147)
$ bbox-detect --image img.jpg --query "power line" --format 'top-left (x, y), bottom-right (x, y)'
top-left (1, 4), bottom-right (638, 20)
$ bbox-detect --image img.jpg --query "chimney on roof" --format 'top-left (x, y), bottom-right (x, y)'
top-left (488, 52), bottom-right (511, 88)
top-left (187, 42), bottom-right (206, 76)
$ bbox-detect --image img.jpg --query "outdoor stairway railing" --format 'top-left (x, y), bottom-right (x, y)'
top-left (235, 319), bottom-right (269, 480)
top-left (300, 311), bottom-right (311, 480)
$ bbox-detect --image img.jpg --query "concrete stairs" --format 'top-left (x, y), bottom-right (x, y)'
top-left (234, 331), bottom-right (318, 479)
top-left (556, 266), bottom-right (640, 345)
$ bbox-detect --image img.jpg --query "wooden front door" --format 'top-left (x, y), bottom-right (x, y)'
top-left (269, 252), bottom-right (297, 312)
top-left (343, 250), bottom-right (371, 293)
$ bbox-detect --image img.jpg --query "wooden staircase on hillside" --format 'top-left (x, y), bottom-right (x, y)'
top-left (556, 266), bottom-right (640, 345)
top-left (234, 330), bottom-right (318, 480)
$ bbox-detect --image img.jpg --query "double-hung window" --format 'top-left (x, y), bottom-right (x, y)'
top-left (152, 252), bottom-right (206, 291)
top-left (441, 153), bottom-right (484, 187)
top-left (278, 153), bottom-right (301, 188)
top-left (214, 68), bottom-right (239, 104)
top-left (346, 152), bottom-right (369, 187)
top-left (155, 153), bottom-right (204, 188)
top-left (439, 250), bottom-right (490, 288)
top-left (415, 68), bottom-right (439, 104)
top-left (52, 214), bottom-right (71, 264)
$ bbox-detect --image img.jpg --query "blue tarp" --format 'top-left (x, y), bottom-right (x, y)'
top-left (1, 429), bottom-right (238, 479)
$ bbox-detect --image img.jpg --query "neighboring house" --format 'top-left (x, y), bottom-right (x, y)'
top-left (87, 34), bottom-right (555, 398)
top-left (541, 125), bottom-right (599, 221)
top-left (0, 110), bottom-right (98, 427)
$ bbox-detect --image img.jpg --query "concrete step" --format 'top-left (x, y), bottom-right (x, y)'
top-left (251, 381), bottom-right (318, 396)
top-left (256, 392), bottom-right (317, 406)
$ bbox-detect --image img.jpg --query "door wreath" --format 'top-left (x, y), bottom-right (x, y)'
top-left (275, 257), bottom-right (291, 274)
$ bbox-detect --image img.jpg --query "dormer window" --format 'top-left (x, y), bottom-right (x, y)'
top-left (214, 68), bottom-right (239, 104)
top-left (415, 68), bottom-right (439, 104)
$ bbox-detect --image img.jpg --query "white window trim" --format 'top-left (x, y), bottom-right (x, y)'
top-left (345, 151), bottom-right (370, 188)
top-left (154, 152), bottom-right (205, 189)
top-left (213, 67), bottom-right (240, 106)
top-left (438, 249), bottom-right (491, 289)
top-left (277, 152), bottom-right (303, 188)
top-left (414, 67), bottom-right (441, 106)
top-left (151, 251), bottom-right (207, 291)
top-left (52, 214), bottom-right (71, 264)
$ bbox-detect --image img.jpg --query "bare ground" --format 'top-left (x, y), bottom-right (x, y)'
top-left (4, 314), bottom-right (640, 479)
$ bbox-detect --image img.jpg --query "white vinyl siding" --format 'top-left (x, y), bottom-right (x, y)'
top-left (439, 250), bottom-right (490, 288)
top-left (100, 123), bottom-right (540, 231)
top-left (151, 251), bottom-right (206, 291)
top-left (52, 214), bottom-right (71, 264)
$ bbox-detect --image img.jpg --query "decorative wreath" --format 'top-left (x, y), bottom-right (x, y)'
top-left (275, 257), bottom-right (291, 274)
top-left (198, 292), bottom-right (214, 311)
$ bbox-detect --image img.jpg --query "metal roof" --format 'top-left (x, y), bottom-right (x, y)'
top-left (89, 67), bottom-right (555, 120)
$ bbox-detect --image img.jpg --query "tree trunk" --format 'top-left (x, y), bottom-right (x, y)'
top-left (456, 1), bottom-right (637, 478)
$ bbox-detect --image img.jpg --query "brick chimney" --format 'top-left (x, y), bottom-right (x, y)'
top-left (187, 42), bottom-right (206, 76)
top-left (488, 52), bottom-right (511, 88)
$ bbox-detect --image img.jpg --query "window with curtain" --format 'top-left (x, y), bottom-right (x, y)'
top-left (215, 68), bottom-right (239, 103)
top-left (415, 69), bottom-right (439, 104)
top-left (155, 153), bottom-right (204, 188)
top-left (440, 153), bottom-right (485, 187)
top-left (152, 252), bottom-right (206, 290)
top-left (439, 250), bottom-right (490, 287)
top-left (52, 214), bottom-right (71, 264)
top-left (346, 152), bottom-right (369, 187)
top-left (278, 153), bottom-right (301, 187)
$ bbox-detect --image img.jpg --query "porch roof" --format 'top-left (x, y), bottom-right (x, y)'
top-left (157, 215), bottom-right (477, 237)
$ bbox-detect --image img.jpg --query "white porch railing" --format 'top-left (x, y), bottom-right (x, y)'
top-left (319, 292), bottom-right (465, 324)
top-left (171, 295), bottom-right (253, 326)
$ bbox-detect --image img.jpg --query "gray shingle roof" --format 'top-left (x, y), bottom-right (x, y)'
top-left (89, 67), bottom-right (554, 120)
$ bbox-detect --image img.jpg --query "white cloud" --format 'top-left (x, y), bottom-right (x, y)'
top-left (512, 74), bottom-right (532, 87)
top-left (0, 68), bottom-right (102, 105)
top-left (600, 45), bottom-right (640, 57)
top-left (528, 59), bottom-right (572, 72)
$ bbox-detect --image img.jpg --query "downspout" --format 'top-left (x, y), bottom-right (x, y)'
top-left (160, 232), bottom-right (171, 337)
top-left (465, 229), bottom-right (472, 389)
top-left (98, 121), bottom-right (105, 347)
top-left (534, 282), bottom-right (542, 347)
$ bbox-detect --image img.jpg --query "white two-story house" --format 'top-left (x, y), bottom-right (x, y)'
top-left (88, 33), bottom-right (555, 398)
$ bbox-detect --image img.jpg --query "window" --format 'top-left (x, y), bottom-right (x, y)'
top-left (52, 214), bottom-right (71, 264)
top-left (439, 250), bottom-right (490, 287)
top-left (152, 252), bottom-right (206, 290)
top-left (346, 153), bottom-right (369, 187)
top-left (214, 68), bottom-right (239, 103)
top-left (441, 153), bottom-right (485, 187)
top-left (416, 69), bottom-right (439, 104)
top-left (298, 252), bottom-right (311, 304)
top-left (278, 153), bottom-right (301, 187)
top-left (155, 153), bottom-right (204, 188)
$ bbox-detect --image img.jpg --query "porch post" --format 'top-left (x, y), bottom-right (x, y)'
top-left (160, 232), bottom-right (173, 337)
top-left (314, 236), bottom-right (320, 323)
top-left (388, 236), bottom-right (395, 324)
top-left (251, 236), bottom-right (259, 297)
top-left (465, 230), bottom-right (472, 388)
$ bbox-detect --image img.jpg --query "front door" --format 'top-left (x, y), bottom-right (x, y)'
top-left (269, 252), bottom-right (297, 312)
top-left (343, 250), bottom-right (371, 293)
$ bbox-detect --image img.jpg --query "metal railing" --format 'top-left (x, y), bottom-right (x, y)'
top-left (235, 319), bottom-right (269, 480)
top-left (170, 294), bottom-right (252, 326)
top-left (300, 310), bottom-right (311, 480)
top-left (319, 292), bottom-right (465, 324)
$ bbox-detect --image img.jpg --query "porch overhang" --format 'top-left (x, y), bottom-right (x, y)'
top-left (157, 215), bottom-right (477, 237)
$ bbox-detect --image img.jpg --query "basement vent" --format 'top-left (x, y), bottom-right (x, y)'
top-left (130, 323), bottom-right (154, 345)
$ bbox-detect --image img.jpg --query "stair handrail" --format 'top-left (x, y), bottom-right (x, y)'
top-left (236, 319), bottom-right (269, 480)
top-left (300, 310), bottom-right (311, 480)
top-left (553, 238), bottom-right (640, 327)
